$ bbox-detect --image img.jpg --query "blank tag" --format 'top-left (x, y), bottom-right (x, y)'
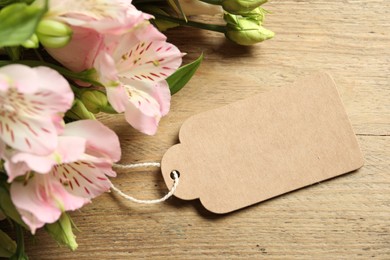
top-left (161, 73), bottom-right (364, 214)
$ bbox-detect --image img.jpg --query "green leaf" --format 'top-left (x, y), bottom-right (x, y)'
top-left (0, 3), bottom-right (45, 47)
top-left (167, 0), bottom-right (188, 22)
top-left (0, 0), bottom-right (34, 7)
top-left (45, 213), bottom-right (78, 251)
top-left (167, 53), bottom-right (203, 95)
top-left (0, 229), bottom-right (17, 258)
top-left (0, 185), bottom-right (28, 229)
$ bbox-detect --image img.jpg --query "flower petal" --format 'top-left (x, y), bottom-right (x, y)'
top-left (122, 79), bottom-right (171, 116)
top-left (106, 85), bottom-right (128, 113)
top-left (51, 161), bottom-right (113, 199)
top-left (123, 86), bottom-right (163, 135)
top-left (10, 175), bottom-right (88, 233)
top-left (0, 65), bottom-right (73, 155)
top-left (0, 115), bottom-right (58, 156)
top-left (61, 120), bottom-right (121, 162)
top-left (7, 136), bottom-right (86, 177)
top-left (46, 27), bottom-right (103, 72)
top-left (0, 65), bottom-right (39, 93)
top-left (113, 25), bottom-right (183, 83)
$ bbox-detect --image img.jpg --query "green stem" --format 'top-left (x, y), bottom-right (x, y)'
top-left (150, 12), bottom-right (226, 33)
top-left (11, 223), bottom-right (28, 260)
top-left (0, 60), bottom-right (103, 87)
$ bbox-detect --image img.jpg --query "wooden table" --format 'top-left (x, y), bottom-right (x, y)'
top-left (22, 0), bottom-right (390, 259)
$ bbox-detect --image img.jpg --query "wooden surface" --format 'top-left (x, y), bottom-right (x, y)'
top-left (16, 0), bottom-right (390, 259)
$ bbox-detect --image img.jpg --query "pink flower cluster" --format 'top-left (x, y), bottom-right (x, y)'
top-left (0, 65), bottom-right (120, 233)
top-left (0, 0), bottom-right (183, 233)
top-left (44, 0), bottom-right (183, 135)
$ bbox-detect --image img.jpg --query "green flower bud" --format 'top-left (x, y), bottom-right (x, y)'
top-left (80, 90), bottom-right (108, 114)
top-left (36, 19), bottom-right (72, 48)
top-left (66, 99), bottom-right (96, 120)
top-left (21, 33), bottom-right (39, 49)
top-left (235, 7), bottom-right (267, 21)
top-left (45, 213), bottom-right (78, 251)
top-left (221, 0), bottom-right (267, 14)
top-left (224, 13), bottom-right (274, 45)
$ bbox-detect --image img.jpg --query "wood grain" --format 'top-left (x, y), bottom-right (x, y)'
top-left (4, 0), bottom-right (390, 259)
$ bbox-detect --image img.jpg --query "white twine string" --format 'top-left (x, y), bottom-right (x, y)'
top-left (110, 162), bottom-right (179, 204)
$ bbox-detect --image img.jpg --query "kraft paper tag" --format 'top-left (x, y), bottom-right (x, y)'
top-left (161, 72), bottom-right (364, 214)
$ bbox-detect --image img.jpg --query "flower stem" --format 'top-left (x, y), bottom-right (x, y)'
top-left (10, 222), bottom-right (28, 260)
top-left (150, 12), bottom-right (226, 33)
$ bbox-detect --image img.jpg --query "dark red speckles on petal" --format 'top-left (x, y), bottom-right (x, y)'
top-left (41, 127), bottom-right (50, 133)
top-left (69, 181), bottom-right (73, 190)
top-left (69, 165), bottom-right (93, 184)
top-left (73, 177), bottom-right (80, 187)
top-left (145, 42), bottom-right (152, 51)
top-left (150, 73), bottom-right (160, 78)
top-left (25, 138), bottom-right (31, 148)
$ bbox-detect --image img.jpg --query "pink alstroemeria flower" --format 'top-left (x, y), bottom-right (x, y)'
top-left (94, 24), bottom-right (183, 135)
top-left (0, 65), bottom-right (73, 156)
top-left (7, 120), bottom-right (121, 234)
top-left (40, 0), bottom-right (150, 72)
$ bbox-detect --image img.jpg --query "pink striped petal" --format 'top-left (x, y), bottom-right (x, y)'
top-left (50, 161), bottom-right (113, 199)
top-left (7, 136), bottom-right (87, 177)
top-left (0, 65), bottom-right (73, 155)
top-left (112, 24), bottom-right (183, 83)
top-left (0, 114), bottom-right (58, 156)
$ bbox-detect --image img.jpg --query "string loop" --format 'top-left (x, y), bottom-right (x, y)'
top-left (111, 162), bottom-right (179, 204)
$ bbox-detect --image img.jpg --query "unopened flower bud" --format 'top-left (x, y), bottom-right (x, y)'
top-left (66, 99), bottom-right (95, 120)
top-left (179, 0), bottom-right (223, 16)
top-left (80, 90), bottom-right (108, 114)
top-left (45, 214), bottom-right (78, 251)
top-left (36, 19), bottom-right (72, 48)
top-left (234, 7), bottom-right (267, 21)
top-left (221, 0), bottom-right (267, 14)
top-left (224, 14), bottom-right (274, 45)
top-left (21, 34), bottom-right (39, 49)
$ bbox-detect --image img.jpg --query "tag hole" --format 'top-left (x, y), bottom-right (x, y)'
top-left (170, 170), bottom-right (180, 180)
